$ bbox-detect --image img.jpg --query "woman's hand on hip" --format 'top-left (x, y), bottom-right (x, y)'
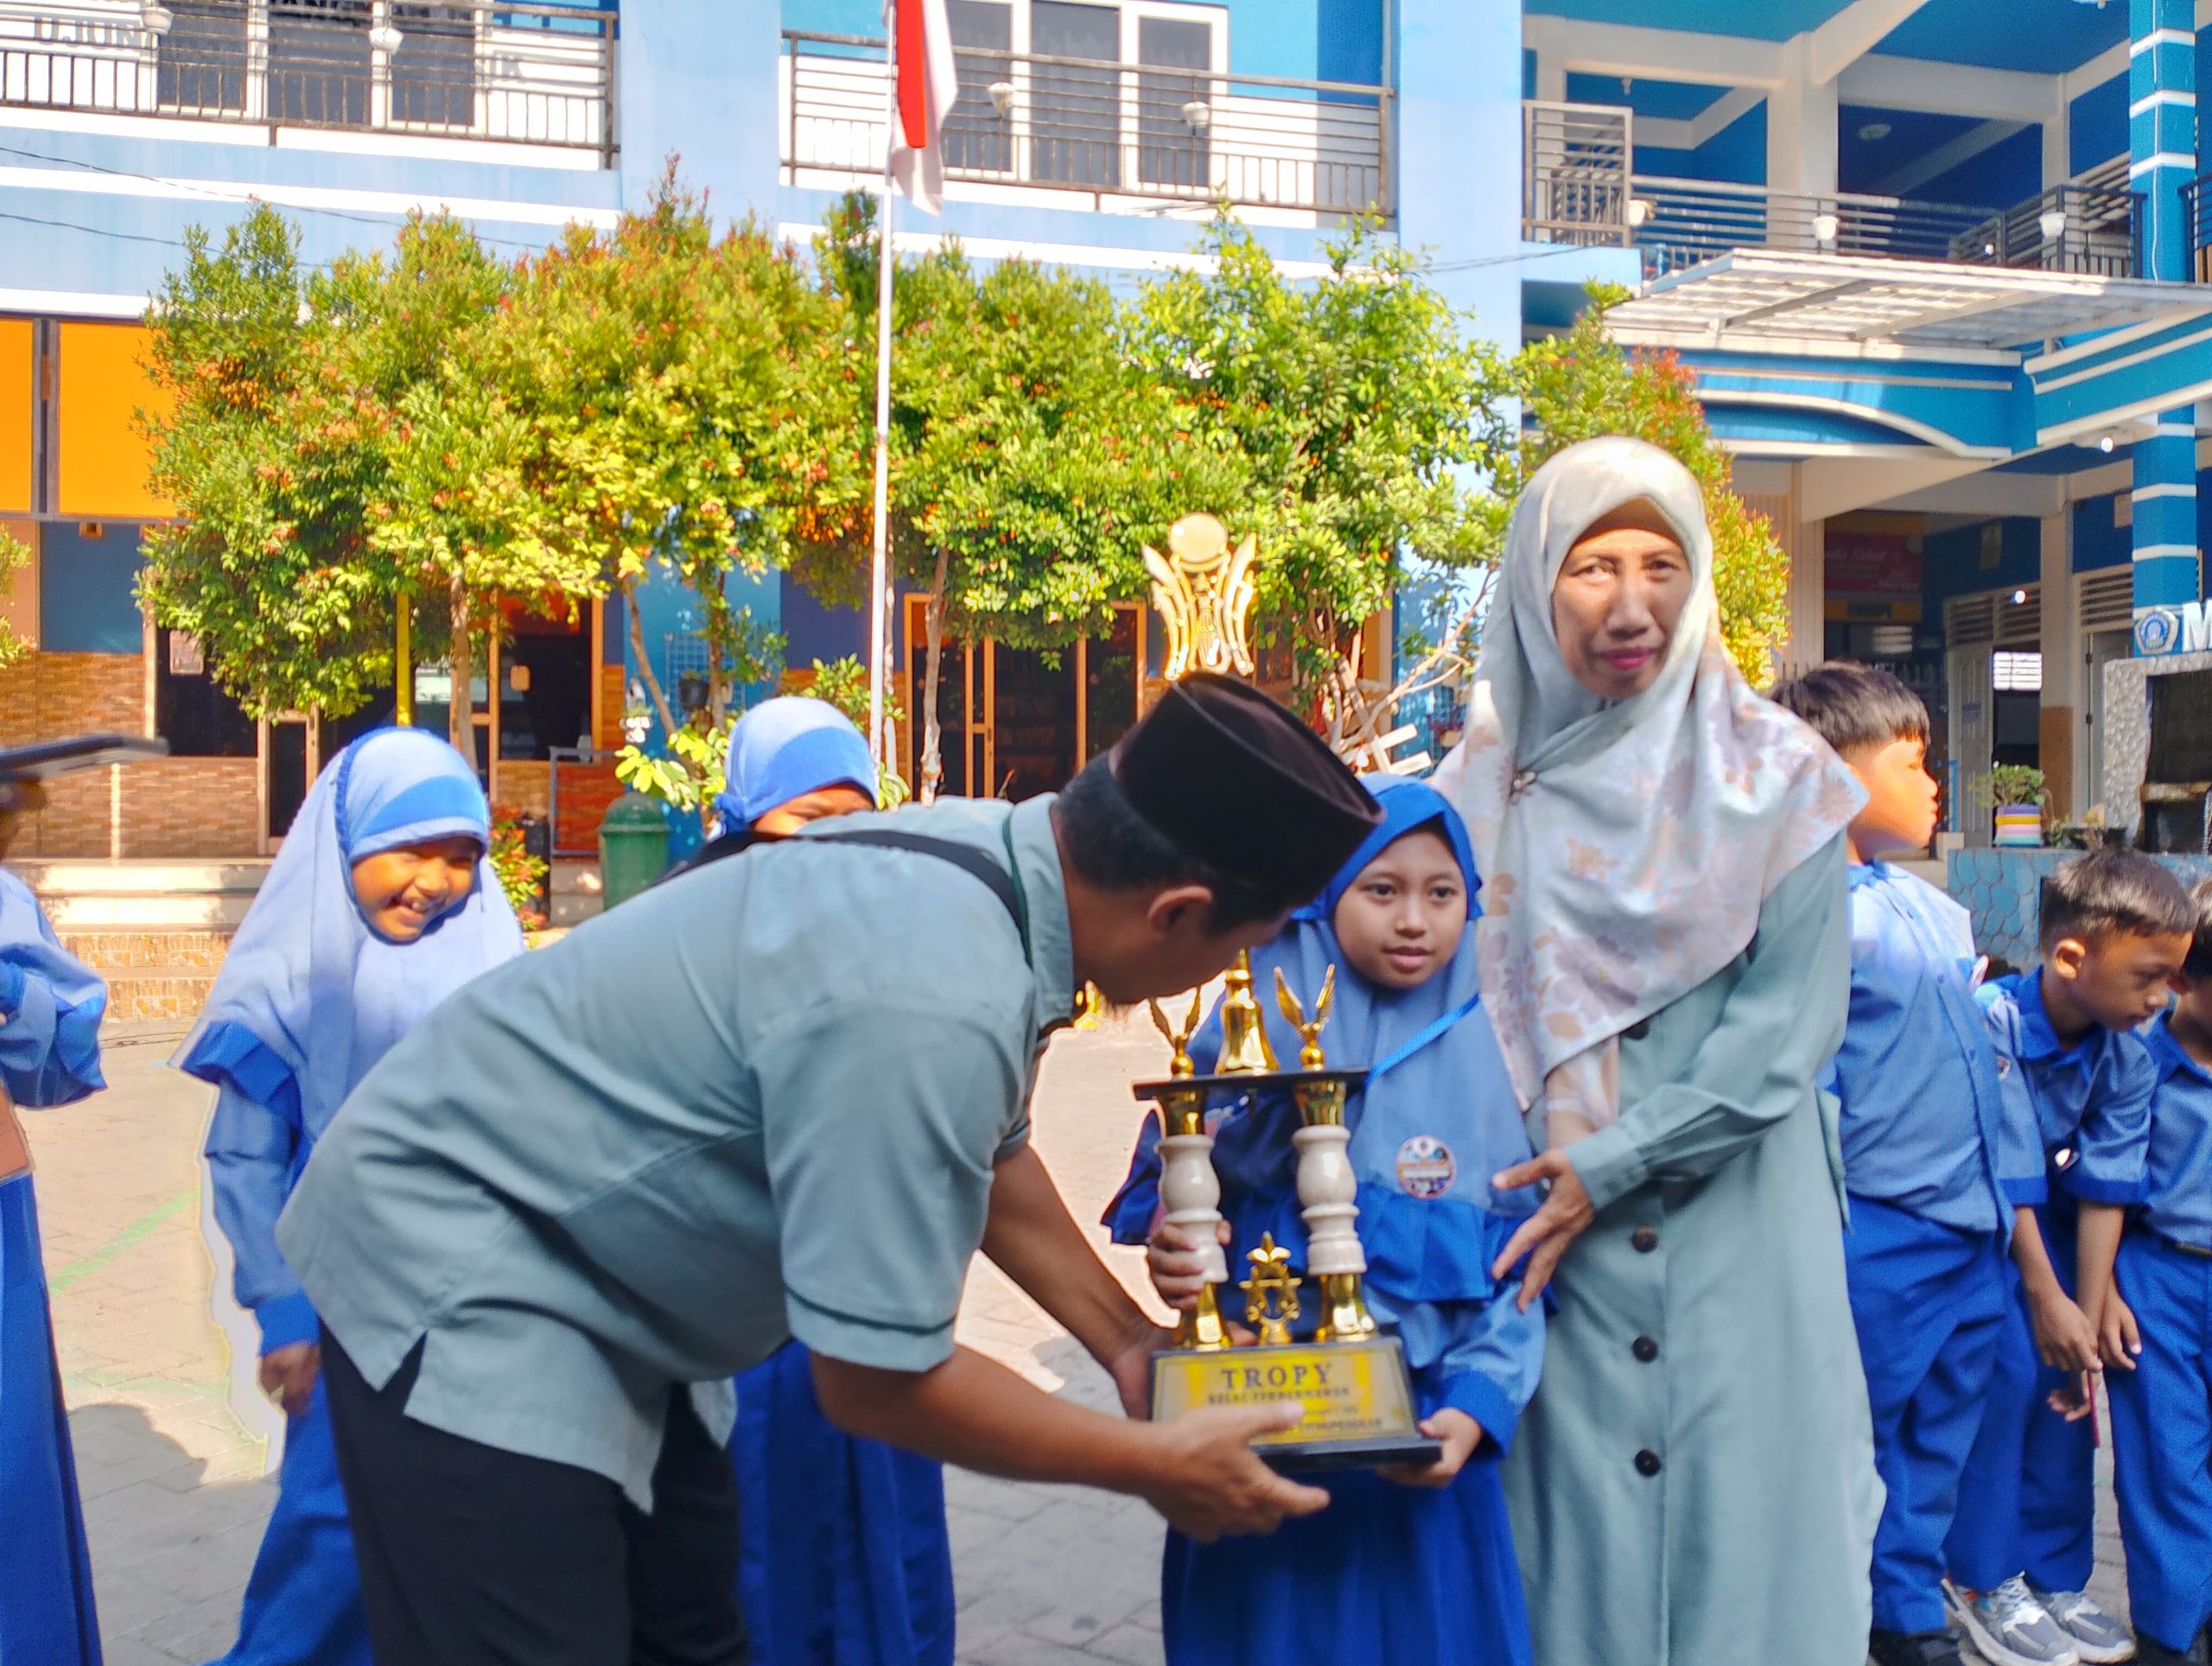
top-left (1490, 1150), bottom-right (1595, 1311)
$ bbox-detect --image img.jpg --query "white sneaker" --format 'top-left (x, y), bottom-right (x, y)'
top-left (1947, 1577), bottom-right (2084, 1666)
top-left (2027, 1587), bottom-right (2136, 1664)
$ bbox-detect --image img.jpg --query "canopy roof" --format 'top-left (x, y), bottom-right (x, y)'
top-left (1604, 250), bottom-right (2212, 359)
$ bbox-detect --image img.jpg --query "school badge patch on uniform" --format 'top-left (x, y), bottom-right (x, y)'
top-left (1395, 1135), bottom-right (1455, 1199)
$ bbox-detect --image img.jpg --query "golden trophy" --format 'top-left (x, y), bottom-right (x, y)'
top-left (1135, 951), bottom-right (1440, 1471)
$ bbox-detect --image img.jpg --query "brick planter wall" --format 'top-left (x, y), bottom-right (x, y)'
top-left (0, 651), bottom-right (263, 857)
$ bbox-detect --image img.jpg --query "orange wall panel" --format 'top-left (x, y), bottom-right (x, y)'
top-left (0, 321), bottom-right (30, 513)
top-left (57, 322), bottom-right (175, 519)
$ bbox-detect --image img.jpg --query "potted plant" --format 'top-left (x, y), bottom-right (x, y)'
top-left (1990, 765), bottom-right (2048, 847)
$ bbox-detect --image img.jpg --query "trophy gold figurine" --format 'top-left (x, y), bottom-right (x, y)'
top-left (1134, 951), bottom-right (1440, 1472)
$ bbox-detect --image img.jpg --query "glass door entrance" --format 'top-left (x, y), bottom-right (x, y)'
top-left (901, 601), bottom-right (1147, 800)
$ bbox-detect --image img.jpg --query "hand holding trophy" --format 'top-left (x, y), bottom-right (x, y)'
top-left (1134, 951), bottom-right (1440, 1471)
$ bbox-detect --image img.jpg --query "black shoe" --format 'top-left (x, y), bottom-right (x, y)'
top-left (1870, 1629), bottom-right (1966, 1666)
top-left (2135, 1631), bottom-right (2205, 1665)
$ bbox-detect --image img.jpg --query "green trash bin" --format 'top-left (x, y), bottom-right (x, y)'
top-left (597, 792), bottom-right (671, 911)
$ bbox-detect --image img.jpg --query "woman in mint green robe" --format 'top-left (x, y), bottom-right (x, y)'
top-left (1434, 436), bottom-right (1881, 1666)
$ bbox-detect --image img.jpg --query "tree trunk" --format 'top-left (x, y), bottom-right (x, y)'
top-left (918, 547), bottom-right (949, 804)
top-left (703, 585), bottom-right (731, 729)
top-left (623, 575), bottom-right (679, 741)
top-left (447, 575), bottom-right (474, 760)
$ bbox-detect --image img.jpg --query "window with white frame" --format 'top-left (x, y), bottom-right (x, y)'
top-left (941, 1), bottom-right (1226, 192)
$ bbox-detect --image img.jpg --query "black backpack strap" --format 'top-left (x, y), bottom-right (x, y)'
top-left (803, 827), bottom-right (1024, 942)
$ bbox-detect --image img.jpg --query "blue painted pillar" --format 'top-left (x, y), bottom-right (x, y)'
top-left (2133, 0), bottom-right (2199, 637)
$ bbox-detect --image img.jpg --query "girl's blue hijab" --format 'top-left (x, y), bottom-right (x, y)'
top-left (712, 697), bottom-right (877, 831)
top-left (1294, 777), bottom-right (1480, 927)
top-left (173, 728), bottom-right (524, 1139)
top-left (1219, 778), bottom-right (1485, 1099)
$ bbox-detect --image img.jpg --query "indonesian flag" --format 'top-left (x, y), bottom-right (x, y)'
top-left (887, 0), bottom-right (958, 215)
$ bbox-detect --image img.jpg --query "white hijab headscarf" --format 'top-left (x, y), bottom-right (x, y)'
top-left (1433, 436), bottom-right (1864, 1148)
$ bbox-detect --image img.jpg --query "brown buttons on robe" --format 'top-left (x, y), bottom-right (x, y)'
top-left (1632, 1336), bottom-right (1659, 1363)
top-left (1634, 1449), bottom-right (1662, 1478)
top-left (1630, 1226), bottom-right (1659, 1254)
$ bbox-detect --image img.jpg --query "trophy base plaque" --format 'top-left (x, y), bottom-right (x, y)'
top-left (1151, 1334), bottom-right (1442, 1472)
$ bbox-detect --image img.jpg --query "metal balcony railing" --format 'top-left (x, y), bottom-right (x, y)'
top-left (1522, 99), bottom-right (1630, 247)
top-left (1522, 99), bottom-right (2144, 281)
top-left (2182, 174), bottom-right (2212, 282)
top-left (1632, 176), bottom-right (1999, 276)
top-left (782, 29), bottom-right (1391, 219)
top-left (1955, 183), bottom-right (2140, 278)
top-left (0, 0), bottom-right (614, 159)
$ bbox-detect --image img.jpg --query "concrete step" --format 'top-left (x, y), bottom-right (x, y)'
top-left (19, 858), bottom-right (270, 932)
top-left (16, 858), bottom-right (272, 893)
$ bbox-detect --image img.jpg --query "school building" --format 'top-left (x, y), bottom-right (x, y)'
top-left (10, 0), bottom-right (2212, 874)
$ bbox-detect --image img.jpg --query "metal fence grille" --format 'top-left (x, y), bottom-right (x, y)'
top-left (783, 30), bottom-right (1391, 219)
top-left (1522, 101), bottom-right (2146, 283)
top-left (1522, 100), bottom-right (1630, 247)
top-left (0, 0), bottom-right (613, 159)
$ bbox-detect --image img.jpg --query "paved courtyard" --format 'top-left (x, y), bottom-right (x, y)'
top-left (29, 1021), bottom-right (2133, 1666)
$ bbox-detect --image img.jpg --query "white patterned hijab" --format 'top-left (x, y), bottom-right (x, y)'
top-left (1432, 436), bottom-right (1863, 1148)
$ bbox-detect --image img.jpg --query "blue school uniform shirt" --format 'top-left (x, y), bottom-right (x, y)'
top-left (2135, 1015), bottom-right (2212, 1249)
top-left (0, 868), bottom-right (105, 1108)
top-left (1978, 970), bottom-right (2154, 1209)
top-left (1821, 864), bottom-right (2028, 1235)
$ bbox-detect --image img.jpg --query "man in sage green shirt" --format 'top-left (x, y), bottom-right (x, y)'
top-left (276, 674), bottom-right (1381, 1665)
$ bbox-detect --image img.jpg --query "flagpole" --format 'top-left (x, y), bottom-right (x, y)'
top-left (866, 32), bottom-right (898, 773)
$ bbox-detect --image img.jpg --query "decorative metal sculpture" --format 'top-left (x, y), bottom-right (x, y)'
top-left (1143, 512), bottom-right (1259, 682)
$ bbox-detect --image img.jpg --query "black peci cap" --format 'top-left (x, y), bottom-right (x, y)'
top-left (1112, 672), bottom-right (1382, 904)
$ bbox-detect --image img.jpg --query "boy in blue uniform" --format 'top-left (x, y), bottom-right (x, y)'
top-left (1777, 666), bottom-right (2036, 1666)
top-left (1949, 851), bottom-right (2193, 1666)
top-left (2105, 877), bottom-right (2212, 1663)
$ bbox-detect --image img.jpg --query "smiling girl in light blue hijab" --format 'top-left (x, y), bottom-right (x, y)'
top-left (175, 728), bottom-right (523, 1666)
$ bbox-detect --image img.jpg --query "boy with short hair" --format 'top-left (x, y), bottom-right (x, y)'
top-left (1776, 664), bottom-right (2035, 1666)
top-left (1948, 849), bottom-right (2195, 1666)
top-left (2103, 877), bottom-right (2212, 1663)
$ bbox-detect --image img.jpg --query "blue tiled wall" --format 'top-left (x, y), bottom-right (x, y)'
top-left (1948, 848), bottom-right (2212, 973)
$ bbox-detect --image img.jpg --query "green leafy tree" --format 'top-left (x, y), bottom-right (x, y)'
top-left (334, 213), bottom-right (605, 751)
top-left (141, 207), bottom-right (609, 747)
top-left (140, 207), bottom-right (394, 717)
top-left (1124, 216), bottom-right (1517, 702)
top-left (1514, 284), bottom-right (1789, 684)
top-left (802, 195), bottom-right (1243, 799)
top-left (497, 169), bottom-right (866, 760)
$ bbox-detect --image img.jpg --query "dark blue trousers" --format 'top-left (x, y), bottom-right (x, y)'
top-left (1845, 1198), bottom-right (2008, 1633)
top-left (1949, 1203), bottom-right (2098, 1595)
top-left (2107, 1233), bottom-right (2212, 1653)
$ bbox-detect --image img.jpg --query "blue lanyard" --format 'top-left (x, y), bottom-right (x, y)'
top-left (1367, 992), bottom-right (1482, 1084)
